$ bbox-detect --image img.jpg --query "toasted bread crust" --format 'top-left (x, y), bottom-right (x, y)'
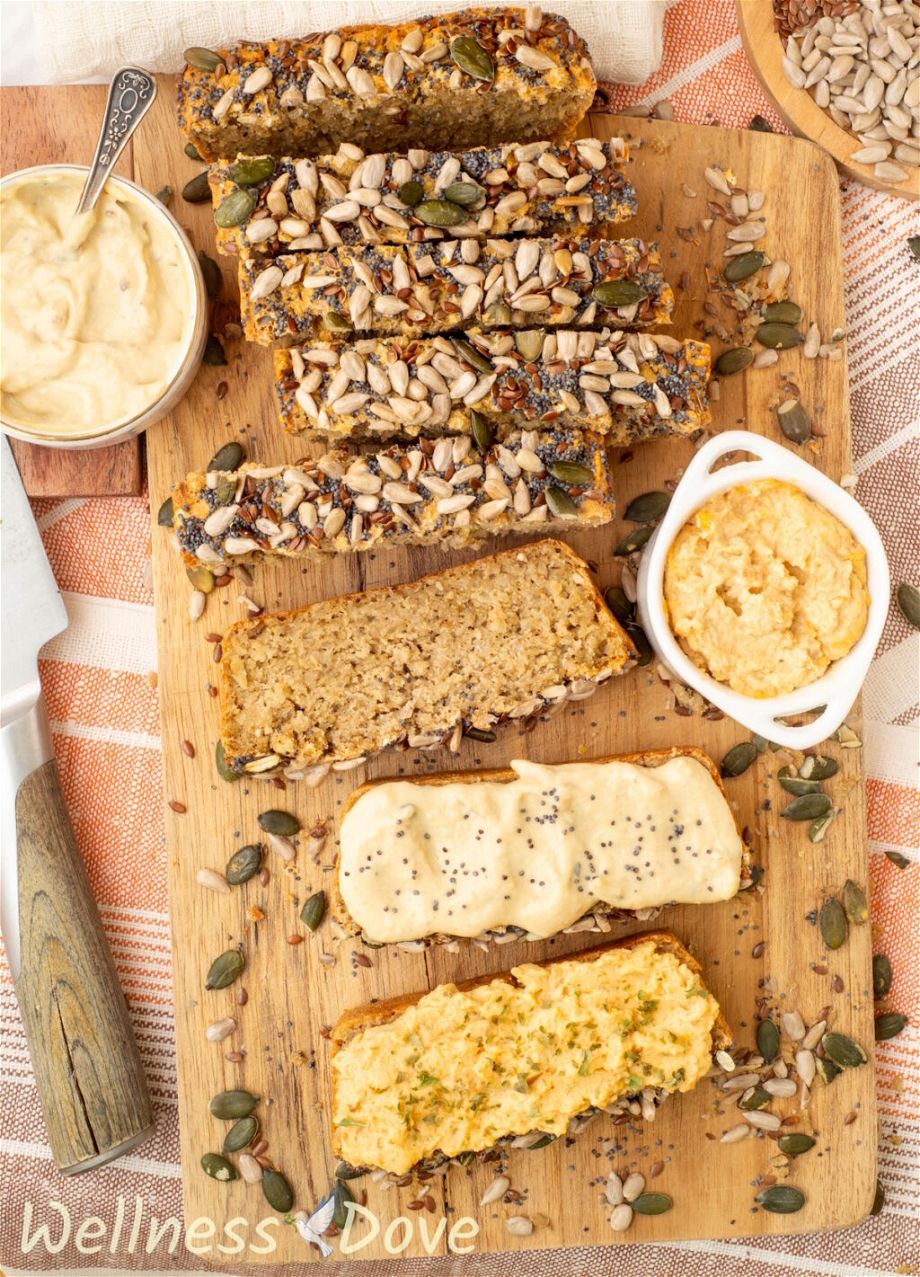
top-left (330, 746), bottom-right (748, 938)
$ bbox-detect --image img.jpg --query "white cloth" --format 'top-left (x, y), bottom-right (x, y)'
top-left (29, 0), bottom-right (674, 87)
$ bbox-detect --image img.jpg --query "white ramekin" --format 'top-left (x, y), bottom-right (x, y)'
top-left (0, 164), bottom-right (208, 450)
top-left (636, 430), bottom-right (890, 750)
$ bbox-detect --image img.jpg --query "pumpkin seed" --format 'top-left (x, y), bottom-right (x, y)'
top-left (714, 346), bottom-right (754, 376)
top-left (593, 279), bottom-right (648, 308)
top-left (514, 329), bottom-right (544, 362)
top-left (262, 1168), bottom-right (294, 1214)
top-left (545, 486), bottom-right (578, 519)
top-left (450, 35), bottom-right (495, 82)
top-left (777, 766), bottom-right (823, 796)
top-left (223, 1116), bottom-right (259, 1152)
top-left (875, 1012), bottom-right (907, 1041)
top-left (227, 156), bottom-right (275, 187)
top-left (442, 181), bottom-right (483, 208)
top-left (470, 409), bottom-right (493, 453)
top-left (185, 46), bottom-right (222, 71)
top-left (632, 1193), bottom-right (672, 1215)
top-left (624, 490), bottom-right (670, 523)
top-left (213, 474), bottom-right (237, 505)
top-left (885, 849), bottom-right (909, 869)
top-left (332, 1177), bottom-right (354, 1228)
top-left (215, 740), bottom-right (241, 783)
top-left (203, 334), bottom-right (227, 366)
top-left (465, 726), bottom-right (497, 742)
top-left (614, 524), bottom-right (654, 556)
top-left (724, 250), bottom-right (764, 282)
top-left (819, 897), bottom-right (847, 950)
top-left (414, 199), bottom-right (469, 228)
top-left (335, 1161), bottom-right (364, 1180)
top-left (776, 398), bottom-right (811, 444)
top-left (896, 582), bottom-right (920, 630)
top-left (872, 954), bottom-right (892, 1000)
top-left (198, 251), bottom-right (222, 301)
top-left (156, 185), bottom-right (173, 207)
top-left (182, 171), bottom-right (211, 204)
top-left (227, 844), bottom-right (262, 885)
top-left (324, 310), bottom-right (352, 333)
top-left (451, 337), bottom-right (493, 374)
top-left (871, 1179), bottom-right (885, 1215)
top-left (756, 1185), bottom-right (804, 1214)
top-left (843, 879), bottom-right (868, 924)
top-left (209, 1089), bottom-right (258, 1119)
top-left (739, 1086), bottom-right (771, 1111)
top-left (208, 441), bottom-right (245, 472)
top-left (300, 890), bottom-right (326, 931)
top-left (762, 300), bottom-right (804, 325)
top-left (808, 812), bottom-right (835, 843)
top-left (205, 949), bottom-right (244, 990)
top-left (484, 301), bottom-right (512, 326)
top-left (721, 741), bottom-right (758, 778)
top-left (799, 754), bottom-right (838, 780)
top-left (184, 142), bottom-right (203, 160)
top-left (756, 322), bottom-right (802, 349)
top-left (908, 235), bottom-right (920, 261)
top-left (624, 621), bottom-right (653, 667)
top-left (757, 1019), bottom-right (780, 1063)
top-left (214, 187), bottom-right (258, 228)
top-left (749, 114), bottom-right (773, 132)
top-left (525, 1134), bottom-right (556, 1150)
top-left (815, 1055), bottom-right (841, 1084)
top-left (201, 1152), bottom-right (237, 1181)
top-left (778, 1133), bottom-right (815, 1157)
top-left (603, 585), bottom-right (633, 621)
top-left (157, 496), bottom-right (174, 526)
top-left (258, 809), bottom-right (300, 836)
top-left (186, 566), bottom-right (215, 594)
top-left (782, 792), bottom-right (832, 821)
top-left (549, 460), bottom-right (594, 485)
top-left (821, 1031), bottom-right (867, 1068)
top-left (396, 180), bottom-right (424, 207)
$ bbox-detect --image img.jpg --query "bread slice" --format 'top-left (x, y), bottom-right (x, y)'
top-left (177, 8), bottom-right (596, 162)
top-left (209, 139), bottom-right (634, 258)
top-left (218, 538), bottom-right (634, 775)
top-left (172, 431), bottom-right (614, 568)
top-left (330, 930), bottom-right (731, 1177)
top-left (330, 747), bottom-right (753, 944)
top-left (273, 329), bottom-right (711, 444)
top-left (239, 237), bottom-right (674, 346)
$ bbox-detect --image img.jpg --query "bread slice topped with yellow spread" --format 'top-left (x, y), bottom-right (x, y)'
top-left (331, 747), bottom-right (751, 945)
top-left (330, 931), bottom-right (730, 1177)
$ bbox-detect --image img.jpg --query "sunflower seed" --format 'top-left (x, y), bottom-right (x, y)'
top-left (206, 1017), bottom-right (237, 1043)
top-left (609, 1204), bottom-right (633, 1231)
top-left (197, 867), bottom-right (230, 894)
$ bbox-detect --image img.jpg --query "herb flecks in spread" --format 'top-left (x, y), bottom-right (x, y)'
top-left (331, 940), bottom-right (721, 1175)
top-left (0, 170), bottom-right (193, 435)
top-left (664, 479), bottom-right (868, 698)
top-left (338, 756), bottom-right (744, 943)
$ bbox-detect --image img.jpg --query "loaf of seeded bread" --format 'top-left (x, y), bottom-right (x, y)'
top-left (172, 429), bottom-right (614, 567)
top-left (240, 237), bottom-right (673, 346)
top-left (330, 931), bottom-right (731, 1177)
top-left (274, 329), bottom-right (711, 444)
top-left (329, 747), bottom-right (753, 944)
top-left (209, 139), bottom-right (634, 257)
top-left (177, 8), bottom-right (597, 161)
top-left (218, 538), bottom-right (634, 775)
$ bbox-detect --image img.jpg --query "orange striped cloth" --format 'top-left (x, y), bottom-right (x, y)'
top-left (1, 3), bottom-right (917, 1274)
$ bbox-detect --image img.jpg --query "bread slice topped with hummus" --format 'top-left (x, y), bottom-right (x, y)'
top-left (331, 747), bottom-right (751, 945)
top-left (330, 931), bottom-right (730, 1178)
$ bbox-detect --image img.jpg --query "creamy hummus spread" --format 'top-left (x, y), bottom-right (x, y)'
top-left (338, 754), bottom-right (744, 942)
top-left (1, 169), bottom-right (194, 436)
top-left (664, 479), bottom-right (868, 698)
top-left (331, 940), bottom-right (721, 1175)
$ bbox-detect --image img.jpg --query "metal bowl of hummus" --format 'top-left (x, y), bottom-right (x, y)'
top-left (0, 164), bottom-right (208, 449)
top-left (636, 430), bottom-right (890, 750)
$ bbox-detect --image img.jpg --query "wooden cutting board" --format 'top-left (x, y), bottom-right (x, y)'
top-left (0, 86), bottom-right (145, 497)
top-left (139, 79), bottom-right (876, 1264)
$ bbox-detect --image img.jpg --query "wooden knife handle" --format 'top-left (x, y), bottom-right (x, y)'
top-left (14, 755), bottom-right (154, 1174)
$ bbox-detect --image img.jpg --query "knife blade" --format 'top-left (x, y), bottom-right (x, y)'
top-left (0, 438), bottom-right (153, 1173)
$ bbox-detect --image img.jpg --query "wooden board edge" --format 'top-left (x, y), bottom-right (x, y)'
top-left (736, 0), bottom-right (920, 202)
